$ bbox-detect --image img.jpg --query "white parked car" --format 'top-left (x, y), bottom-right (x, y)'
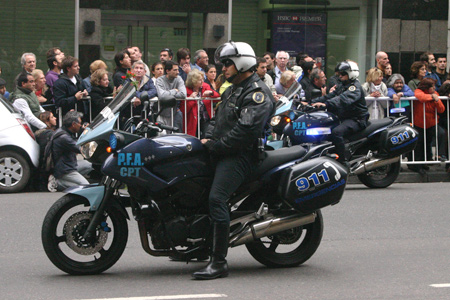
top-left (0, 98), bottom-right (40, 193)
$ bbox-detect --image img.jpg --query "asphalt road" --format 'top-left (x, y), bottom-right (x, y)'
top-left (1, 182), bottom-right (449, 300)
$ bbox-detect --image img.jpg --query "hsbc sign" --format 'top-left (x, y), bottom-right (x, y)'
top-left (277, 15), bottom-right (323, 23)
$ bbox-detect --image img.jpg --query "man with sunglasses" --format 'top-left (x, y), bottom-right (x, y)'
top-left (192, 41), bottom-right (275, 280)
top-left (312, 60), bottom-right (369, 166)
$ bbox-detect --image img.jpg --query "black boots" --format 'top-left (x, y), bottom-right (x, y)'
top-left (192, 223), bottom-right (229, 280)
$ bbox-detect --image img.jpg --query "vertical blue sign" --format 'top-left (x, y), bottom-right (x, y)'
top-left (272, 12), bottom-right (327, 69)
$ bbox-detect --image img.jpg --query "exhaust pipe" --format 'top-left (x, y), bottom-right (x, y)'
top-left (351, 156), bottom-right (400, 175)
top-left (229, 213), bottom-right (316, 247)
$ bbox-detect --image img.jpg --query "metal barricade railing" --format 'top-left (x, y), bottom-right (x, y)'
top-left (53, 96), bottom-right (220, 136)
top-left (365, 96), bottom-right (449, 165)
top-left (50, 94), bottom-right (450, 166)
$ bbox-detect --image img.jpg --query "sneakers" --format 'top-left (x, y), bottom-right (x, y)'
top-left (47, 175), bottom-right (58, 192)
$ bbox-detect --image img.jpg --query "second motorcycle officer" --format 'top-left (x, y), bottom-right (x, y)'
top-left (193, 41), bottom-right (275, 280)
top-left (312, 60), bottom-right (369, 165)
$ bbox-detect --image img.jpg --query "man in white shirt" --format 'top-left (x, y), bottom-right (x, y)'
top-left (272, 51), bottom-right (289, 85)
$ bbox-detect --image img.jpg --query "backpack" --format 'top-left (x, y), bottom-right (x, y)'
top-left (43, 130), bottom-right (66, 173)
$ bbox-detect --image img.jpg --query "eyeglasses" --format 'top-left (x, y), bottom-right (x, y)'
top-left (339, 72), bottom-right (347, 76)
top-left (222, 60), bottom-right (234, 67)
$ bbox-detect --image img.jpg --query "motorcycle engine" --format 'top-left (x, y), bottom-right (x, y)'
top-left (150, 215), bottom-right (210, 249)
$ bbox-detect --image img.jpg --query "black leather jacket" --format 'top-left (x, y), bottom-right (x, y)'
top-left (205, 73), bottom-right (275, 155)
top-left (312, 79), bottom-right (369, 121)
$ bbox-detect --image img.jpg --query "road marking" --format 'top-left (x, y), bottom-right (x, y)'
top-left (76, 294), bottom-right (227, 300)
top-left (430, 283), bottom-right (450, 288)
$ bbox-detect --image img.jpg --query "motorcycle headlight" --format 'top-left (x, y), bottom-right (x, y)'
top-left (306, 127), bottom-right (332, 136)
top-left (109, 132), bottom-right (125, 151)
top-left (80, 141), bottom-right (98, 159)
top-left (270, 116), bottom-right (282, 126)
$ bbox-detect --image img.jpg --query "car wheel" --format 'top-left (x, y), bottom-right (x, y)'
top-left (0, 150), bottom-right (31, 193)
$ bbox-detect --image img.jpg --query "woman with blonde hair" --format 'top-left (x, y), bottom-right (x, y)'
top-left (362, 67), bottom-right (388, 119)
top-left (32, 69), bottom-right (51, 105)
top-left (83, 60), bottom-right (108, 92)
top-left (180, 68), bottom-right (220, 137)
top-left (90, 68), bottom-right (114, 118)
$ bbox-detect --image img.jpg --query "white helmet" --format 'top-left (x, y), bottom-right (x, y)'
top-left (214, 41), bottom-right (257, 72)
top-left (337, 60), bottom-right (359, 80)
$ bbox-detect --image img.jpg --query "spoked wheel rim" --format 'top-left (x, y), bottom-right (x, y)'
top-left (0, 157), bottom-right (23, 187)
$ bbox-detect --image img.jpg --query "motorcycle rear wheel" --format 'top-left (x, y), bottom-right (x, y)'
top-left (41, 194), bottom-right (128, 275)
top-left (245, 210), bottom-right (323, 268)
top-left (357, 160), bottom-right (401, 188)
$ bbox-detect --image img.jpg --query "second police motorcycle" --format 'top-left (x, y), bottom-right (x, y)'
top-left (269, 61), bottom-right (419, 188)
top-left (41, 68), bottom-right (351, 275)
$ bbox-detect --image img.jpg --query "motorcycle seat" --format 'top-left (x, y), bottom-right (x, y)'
top-left (347, 118), bottom-right (393, 142)
top-left (252, 145), bottom-right (307, 179)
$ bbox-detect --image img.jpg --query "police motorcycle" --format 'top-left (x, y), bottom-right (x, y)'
top-left (41, 78), bottom-right (350, 276)
top-left (270, 89), bottom-right (419, 188)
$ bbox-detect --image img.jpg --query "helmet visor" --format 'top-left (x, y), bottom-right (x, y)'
top-left (214, 44), bottom-right (227, 65)
top-left (214, 41), bottom-right (239, 65)
top-left (337, 61), bottom-right (351, 72)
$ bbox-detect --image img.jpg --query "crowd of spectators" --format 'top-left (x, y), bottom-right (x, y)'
top-left (1, 44), bottom-right (450, 191)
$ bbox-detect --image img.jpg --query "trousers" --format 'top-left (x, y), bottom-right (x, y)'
top-left (208, 152), bottom-right (256, 225)
top-left (330, 118), bottom-right (367, 162)
top-left (56, 160), bottom-right (92, 190)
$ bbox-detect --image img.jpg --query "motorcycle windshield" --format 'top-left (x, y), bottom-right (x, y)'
top-left (88, 81), bottom-right (136, 130)
top-left (284, 80), bottom-right (301, 100)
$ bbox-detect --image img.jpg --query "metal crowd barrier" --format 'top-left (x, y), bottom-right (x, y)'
top-left (365, 96), bottom-right (450, 165)
top-left (51, 95), bottom-right (450, 166)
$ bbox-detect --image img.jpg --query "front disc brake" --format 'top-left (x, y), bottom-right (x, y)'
top-left (63, 211), bottom-right (108, 255)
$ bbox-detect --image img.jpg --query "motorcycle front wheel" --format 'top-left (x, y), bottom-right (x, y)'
top-left (357, 160), bottom-right (401, 188)
top-left (41, 194), bottom-right (128, 275)
top-left (245, 210), bottom-right (323, 268)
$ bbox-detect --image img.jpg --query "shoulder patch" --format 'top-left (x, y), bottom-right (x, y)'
top-left (252, 92), bottom-right (265, 103)
top-left (348, 85), bottom-right (356, 91)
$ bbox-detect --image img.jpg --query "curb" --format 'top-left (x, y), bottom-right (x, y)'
top-left (348, 164), bottom-right (450, 184)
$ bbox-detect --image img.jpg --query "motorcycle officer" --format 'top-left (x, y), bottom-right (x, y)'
top-left (193, 41), bottom-right (275, 280)
top-left (311, 60), bottom-right (369, 165)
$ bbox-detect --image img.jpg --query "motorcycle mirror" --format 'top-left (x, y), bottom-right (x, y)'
top-left (141, 101), bottom-right (150, 119)
top-left (311, 89), bottom-right (322, 99)
top-left (158, 94), bottom-right (177, 109)
top-left (140, 91), bottom-right (149, 103)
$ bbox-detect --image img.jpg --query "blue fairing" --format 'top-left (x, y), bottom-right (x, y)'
top-left (64, 184), bottom-right (105, 211)
top-left (102, 134), bottom-right (211, 191)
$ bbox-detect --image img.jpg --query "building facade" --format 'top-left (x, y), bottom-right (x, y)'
top-left (0, 0), bottom-right (447, 91)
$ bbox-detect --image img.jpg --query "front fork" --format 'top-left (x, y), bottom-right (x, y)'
top-left (81, 177), bottom-right (122, 243)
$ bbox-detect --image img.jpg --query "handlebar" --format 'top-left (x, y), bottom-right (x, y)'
top-left (298, 103), bottom-right (324, 113)
top-left (156, 122), bottom-right (179, 132)
top-left (135, 119), bottom-right (179, 135)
